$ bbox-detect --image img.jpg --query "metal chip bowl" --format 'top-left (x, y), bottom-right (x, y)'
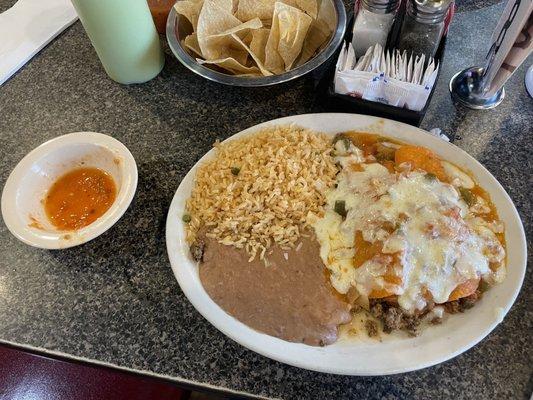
top-left (166, 1), bottom-right (347, 87)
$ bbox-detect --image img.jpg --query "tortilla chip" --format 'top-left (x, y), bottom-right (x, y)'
top-left (211, 44), bottom-right (250, 65)
top-left (268, 2), bottom-right (313, 71)
top-left (294, 17), bottom-right (330, 66)
top-left (201, 17), bottom-right (263, 65)
top-left (197, 0), bottom-right (245, 60)
top-left (231, 33), bottom-right (273, 76)
top-left (182, 33), bottom-right (203, 57)
top-left (316, 0), bottom-right (336, 31)
top-left (249, 28), bottom-right (270, 64)
top-left (185, 0), bottom-right (322, 76)
top-left (241, 30), bottom-right (254, 46)
top-left (208, 17), bottom-right (263, 39)
top-left (236, 0), bottom-right (317, 22)
top-left (174, 0), bottom-right (205, 29)
top-left (287, 0), bottom-right (317, 19)
top-left (236, 0), bottom-right (275, 21)
top-left (197, 57), bottom-right (261, 75)
top-left (211, 0), bottom-right (233, 12)
top-left (264, 7), bottom-right (284, 74)
top-left (286, 0), bottom-right (328, 67)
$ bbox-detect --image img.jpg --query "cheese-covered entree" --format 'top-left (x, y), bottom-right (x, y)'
top-left (313, 132), bottom-right (506, 334)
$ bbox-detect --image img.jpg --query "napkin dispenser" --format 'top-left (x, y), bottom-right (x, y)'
top-left (316, 12), bottom-right (447, 127)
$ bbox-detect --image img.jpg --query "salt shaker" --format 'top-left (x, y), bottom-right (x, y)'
top-left (352, 0), bottom-right (400, 57)
top-left (397, 0), bottom-right (453, 59)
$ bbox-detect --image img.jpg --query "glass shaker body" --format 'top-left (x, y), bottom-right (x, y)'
top-left (397, 13), bottom-right (444, 58)
top-left (352, 0), bottom-right (399, 57)
top-left (397, 0), bottom-right (451, 59)
top-left (71, 0), bottom-right (165, 84)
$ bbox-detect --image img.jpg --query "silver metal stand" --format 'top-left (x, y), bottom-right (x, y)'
top-left (526, 64), bottom-right (533, 98)
top-left (449, 66), bottom-right (505, 110)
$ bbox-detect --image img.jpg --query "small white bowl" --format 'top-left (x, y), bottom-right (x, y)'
top-left (1, 132), bottom-right (138, 249)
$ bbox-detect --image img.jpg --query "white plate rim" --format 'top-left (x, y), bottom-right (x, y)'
top-left (165, 113), bottom-right (527, 375)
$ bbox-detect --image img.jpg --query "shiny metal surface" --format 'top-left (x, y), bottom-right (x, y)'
top-left (449, 66), bottom-right (505, 109)
top-left (525, 64), bottom-right (533, 98)
top-left (165, 1), bottom-right (347, 87)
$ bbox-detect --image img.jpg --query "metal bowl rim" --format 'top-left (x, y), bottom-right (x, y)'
top-left (165, 1), bottom-right (347, 87)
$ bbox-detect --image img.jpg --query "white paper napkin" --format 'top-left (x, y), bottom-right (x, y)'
top-left (334, 43), bottom-right (440, 111)
top-left (0, 0), bottom-right (78, 86)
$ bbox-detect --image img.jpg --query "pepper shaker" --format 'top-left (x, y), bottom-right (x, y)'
top-left (397, 0), bottom-right (453, 59)
top-left (352, 0), bottom-right (400, 57)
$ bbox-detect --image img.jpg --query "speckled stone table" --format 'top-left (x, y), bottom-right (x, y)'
top-left (0, 0), bottom-right (531, 399)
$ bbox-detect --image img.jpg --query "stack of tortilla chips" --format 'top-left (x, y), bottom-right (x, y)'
top-left (174, 0), bottom-right (336, 76)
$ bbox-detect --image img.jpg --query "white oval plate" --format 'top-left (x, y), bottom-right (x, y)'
top-left (165, 114), bottom-right (526, 375)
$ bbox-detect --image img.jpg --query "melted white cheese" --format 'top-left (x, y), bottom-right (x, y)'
top-left (442, 161), bottom-right (475, 189)
top-left (314, 149), bottom-right (506, 313)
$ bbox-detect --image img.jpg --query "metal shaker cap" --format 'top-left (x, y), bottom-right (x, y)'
top-left (361, 0), bottom-right (400, 14)
top-left (407, 0), bottom-right (453, 23)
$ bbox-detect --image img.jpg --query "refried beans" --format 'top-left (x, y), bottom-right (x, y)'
top-left (196, 234), bottom-right (352, 346)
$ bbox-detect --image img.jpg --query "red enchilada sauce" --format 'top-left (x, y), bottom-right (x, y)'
top-left (44, 167), bottom-right (116, 231)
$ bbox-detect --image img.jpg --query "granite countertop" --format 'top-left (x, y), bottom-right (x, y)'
top-left (0, 0), bottom-right (531, 399)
